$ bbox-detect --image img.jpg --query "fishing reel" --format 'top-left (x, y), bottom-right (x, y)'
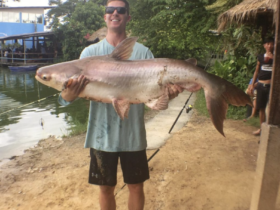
top-left (186, 104), bottom-right (193, 113)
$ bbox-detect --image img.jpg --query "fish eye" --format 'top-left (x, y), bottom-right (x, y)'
top-left (42, 75), bottom-right (47, 80)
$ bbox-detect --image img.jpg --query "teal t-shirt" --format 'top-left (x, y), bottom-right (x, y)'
top-left (58, 38), bottom-right (154, 152)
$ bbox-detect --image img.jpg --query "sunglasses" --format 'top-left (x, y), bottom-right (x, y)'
top-left (105, 7), bottom-right (127, 14)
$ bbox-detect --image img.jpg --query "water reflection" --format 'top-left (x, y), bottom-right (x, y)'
top-left (0, 67), bottom-right (89, 160)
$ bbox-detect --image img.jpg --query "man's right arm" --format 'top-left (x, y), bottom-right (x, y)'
top-left (58, 47), bottom-right (92, 105)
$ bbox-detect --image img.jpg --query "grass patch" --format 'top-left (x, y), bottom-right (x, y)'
top-left (194, 90), bottom-right (209, 117)
top-left (194, 89), bottom-right (248, 120)
top-left (244, 117), bottom-right (260, 128)
top-left (145, 105), bottom-right (151, 113)
top-left (66, 118), bottom-right (88, 137)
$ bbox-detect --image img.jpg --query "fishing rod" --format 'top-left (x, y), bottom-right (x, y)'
top-left (0, 93), bottom-right (59, 116)
top-left (168, 54), bottom-right (214, 134)
top-left (114, 148), bottom-right (160, 197)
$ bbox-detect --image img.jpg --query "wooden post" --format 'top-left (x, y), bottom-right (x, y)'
top-left (250, 0), bottom-right (280, 209)
top-left (23, 39), bottom-right (26, 65)
top-left (268, 6), bottom-right (280, 125)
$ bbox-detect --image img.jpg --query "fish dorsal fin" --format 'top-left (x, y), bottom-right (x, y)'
top-left (185, 58), bottom-right (197, 66)
top-left (109, 37), bottom-right (138, 60)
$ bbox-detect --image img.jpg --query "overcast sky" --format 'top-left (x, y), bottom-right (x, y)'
top-left (6, 0), bottom-right (51, 7)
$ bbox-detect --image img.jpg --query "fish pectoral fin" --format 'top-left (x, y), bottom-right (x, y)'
top-left (145, 89), bottom-right (169, 110)
top-left (109, 37), bottom-right (138, 60)
top-left (112, 98), bottom-right (130, 120)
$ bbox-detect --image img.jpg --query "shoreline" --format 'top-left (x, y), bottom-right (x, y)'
top-left (0, 111), bottom-right (271, 210)
top-left (0, 108), bottom-right (160, 167)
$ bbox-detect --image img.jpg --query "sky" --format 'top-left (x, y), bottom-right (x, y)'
top-left (6, 0), bottom-right (52, 7)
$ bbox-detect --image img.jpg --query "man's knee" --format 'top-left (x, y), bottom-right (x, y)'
top-left (127, 183), bottom-right (144, 194)
top-left (100, 185), bottom-right (115, 195)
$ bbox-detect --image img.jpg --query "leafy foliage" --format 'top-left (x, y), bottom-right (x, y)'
top-left (210, 25), bottom-right (263, 90)
top-left (128, 0), bottom-right (220, 61)
top-left (48, 0), bottom-right (105, 60)
top-left (47, 0), bottom-right (271, 119)
top-left (207, 25), bottom-right (266, 119)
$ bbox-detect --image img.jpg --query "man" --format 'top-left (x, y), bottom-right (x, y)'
top-left (248, 37), bottom-right (274, 136)
top-left (58, 1), bottom-right (182, 209)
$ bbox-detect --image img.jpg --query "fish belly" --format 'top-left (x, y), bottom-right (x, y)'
top-left (78, 80), bottom-right (164, 104)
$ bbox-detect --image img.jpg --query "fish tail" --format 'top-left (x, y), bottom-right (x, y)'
top-left (204, 76), bottom-right (252, 136)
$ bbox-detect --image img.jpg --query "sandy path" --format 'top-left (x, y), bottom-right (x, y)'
top-left (1, 111), bottom-right (280, 210)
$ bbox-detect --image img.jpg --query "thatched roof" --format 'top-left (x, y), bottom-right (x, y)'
top-left (217, 0), bottom-right (277, 32)
top-left (88, 27), bottom-right (107, 41)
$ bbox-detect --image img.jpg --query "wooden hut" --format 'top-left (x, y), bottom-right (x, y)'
top-left (217, 0), bottom-right (277, 38)
top-left (217, 1), bottom-right (280, 209)
top-left (86, 27), bottom-right (107, 45)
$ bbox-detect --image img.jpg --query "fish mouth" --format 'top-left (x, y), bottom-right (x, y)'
top-left (35, 73), bottom-right (43, 82)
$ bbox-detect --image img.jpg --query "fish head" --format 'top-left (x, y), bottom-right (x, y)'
top-left (35, 61), bottom-right (81, 91)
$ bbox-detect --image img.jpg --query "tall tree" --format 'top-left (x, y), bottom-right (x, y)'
top-left (128, 0), bottom-right (219, 61)
top-left (48, 0), bottom-right (105, 60)
top-left (1, 0), bottom-right (20, 7)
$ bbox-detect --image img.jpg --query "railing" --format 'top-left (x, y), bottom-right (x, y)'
top-left (0, 52), bottom-right (61, 65)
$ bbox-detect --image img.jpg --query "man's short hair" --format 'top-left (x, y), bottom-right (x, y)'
top-left (106, 0), bottom-right (130, 15)
top-left (263, 37), bottom-right (274, 44)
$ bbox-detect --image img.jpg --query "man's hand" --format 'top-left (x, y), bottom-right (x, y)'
top-left (266, 51), bottom-right (273, 59)
top-left (61, 75), bottom-right (89, 102)
top-left (247, 84), bottom-right (255, 96)
top-left (166, 84), bottom-right (184, 100)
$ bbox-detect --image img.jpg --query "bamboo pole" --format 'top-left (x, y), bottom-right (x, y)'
top-left (23, 39), bottom-right (26, 65)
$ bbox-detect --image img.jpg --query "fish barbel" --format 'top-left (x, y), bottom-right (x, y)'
top-left (35, 37), bottom-right (252, 136)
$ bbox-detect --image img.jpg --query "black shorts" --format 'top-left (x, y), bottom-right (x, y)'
top-left (89, 148), bottom-right (150, 186)
top-left (256, 82), bottom-right (270, 110)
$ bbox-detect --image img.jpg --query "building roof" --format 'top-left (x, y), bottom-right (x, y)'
top-left (88, 27), bottom-right (107, 41)
top-left (217, 0), bottom-right (277, 32)
top-left (0, 31), bottom-right (54, 41)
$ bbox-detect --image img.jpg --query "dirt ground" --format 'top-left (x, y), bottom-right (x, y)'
top-left (0, 110), bottom-right (279, 210)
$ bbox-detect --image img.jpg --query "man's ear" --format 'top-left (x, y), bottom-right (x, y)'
top-left (126, 15), bottom-right (131, 23)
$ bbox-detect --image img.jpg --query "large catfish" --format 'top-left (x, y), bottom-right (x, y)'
top-left (35, 37), bottom-right (252, 136)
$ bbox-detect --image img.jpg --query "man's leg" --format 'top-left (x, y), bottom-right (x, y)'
top-left (251, 99), bottom-right (257, 117)
top-left (253, 108), bottom-right (265, 135)
top-left (89, 149), bottom-right (119, 209)
top-left (253, 84), bottom-right (266, 135)
top-left (99, 185), bottom-right (116, 210)
top-left (259, 108), bottom-right (266, 124)
top-left (127, 183), bottom-right (145, 210)
top-left (120, 150), bottom-right (149, 210)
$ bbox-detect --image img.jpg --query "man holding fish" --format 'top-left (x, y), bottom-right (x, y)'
top-left (35, 0), bottom-right (252, 208)
top-left (59, 0), bottom-right (181, 209)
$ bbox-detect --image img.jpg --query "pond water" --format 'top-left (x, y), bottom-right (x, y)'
top-left (0, 66), bottom-right (89, 161)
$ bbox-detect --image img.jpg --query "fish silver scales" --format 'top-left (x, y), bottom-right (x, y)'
top-left (35, 37), bottom-right (252, 136)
